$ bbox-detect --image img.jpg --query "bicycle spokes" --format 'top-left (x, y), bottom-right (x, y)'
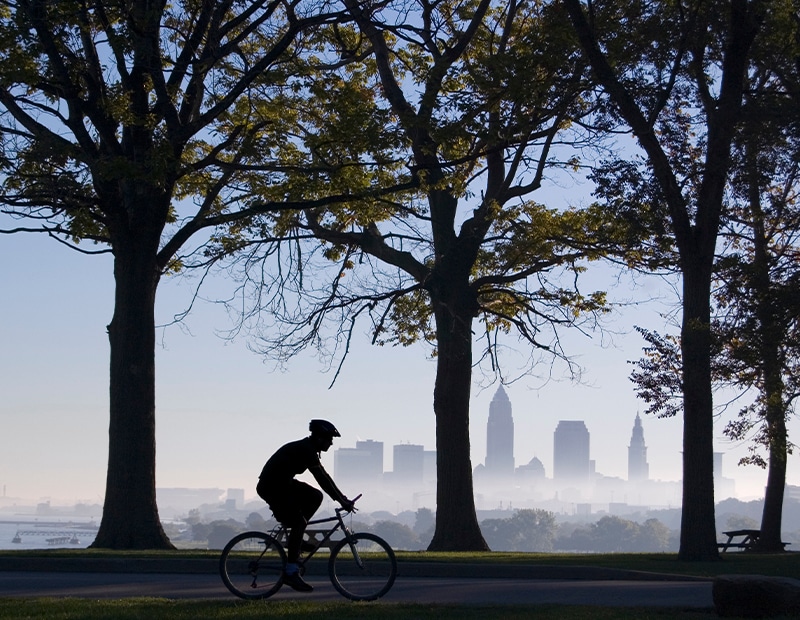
top-left (329, 532), bottom-right (397, 601)
top-left (219, 532), bottom-right (287, 600)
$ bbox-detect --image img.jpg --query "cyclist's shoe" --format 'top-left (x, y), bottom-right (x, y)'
top-left (300, 540), bottom-right (316, 553)
top-left (283, 571), bottom-right (313, 592)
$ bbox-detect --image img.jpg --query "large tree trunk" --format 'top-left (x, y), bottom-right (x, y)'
top-left (427, 290), bottom-right (489, 552)
top-left (758, 414), bottom-right (787, 551)
top-left (92, 233), bottom-right (173, 549)
top-left (678, 263), bottom-right (719, 560)
top-left (750, 175), bottom-right (788, 552)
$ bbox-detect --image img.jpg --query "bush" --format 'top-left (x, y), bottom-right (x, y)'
top-left (481, 509), bottom-right (556, 552)
top-left (371, 520), bottom-right (421, 550)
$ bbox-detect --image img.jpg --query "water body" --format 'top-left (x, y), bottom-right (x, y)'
top-left (0, 518), bottom-right (96, 551)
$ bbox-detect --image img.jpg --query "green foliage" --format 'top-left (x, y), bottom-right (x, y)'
top-left (0, 0), bottom-right (383, 550)
top-left (725, 515), bottom-right (760, 532)
top-left (413, 507), bottom-right (436, 546)
top-left (555, 516), bottom-right (675, 553)
top-left (588, 159), bottom-right (677, 270)
top-left (245, 512), bottom-right (270, 530)
top-left (371, 520), bottom-right (420, 550)
top-left (628, 327), bottom-right (683, 419)
top-left (206, 523), bottom-right (242, 550)
top-left (480, 509), bottom-right (558, 552)
top-left (626, 2), bottom-right (800, 472)
top-left (241, 0), bottom-right (632, 378)
top-left (711, 4), bottom-right (800, 469)
top-left (0, 1), bottom-right (366, 264)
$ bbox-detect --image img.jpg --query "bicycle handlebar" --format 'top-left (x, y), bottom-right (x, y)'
top-left (337, 493), bottom-right (363, 514)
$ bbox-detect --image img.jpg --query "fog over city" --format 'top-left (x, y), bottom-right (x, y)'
top-left (5, 382), bottom-right (800, 552)
top-left (3, 232), bottom-right (800, 543)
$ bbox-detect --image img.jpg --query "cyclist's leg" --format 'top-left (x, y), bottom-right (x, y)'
top-left (258, 480), bottom-right (322, 560)
top-left (284, 481), bottom-right (322, 563)
top-left (261, 481), bottom-right (321, 592)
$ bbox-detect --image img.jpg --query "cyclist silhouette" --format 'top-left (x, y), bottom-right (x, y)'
top-left (256, 419), bottom-right (355, 592)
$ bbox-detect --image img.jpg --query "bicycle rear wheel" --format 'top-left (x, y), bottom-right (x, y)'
top-left (219, 531), bottom-right (286, 599)
top-left (328, 532), bottom-right (397, 601)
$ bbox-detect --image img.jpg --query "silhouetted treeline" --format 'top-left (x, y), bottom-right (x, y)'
top-left (175, 498), bottom-right (800, 552)
top-left (554, 516), bottom-right (677, 552)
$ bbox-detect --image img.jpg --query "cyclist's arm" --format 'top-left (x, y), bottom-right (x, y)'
top-left (309, 462), bottom-right (349, 505)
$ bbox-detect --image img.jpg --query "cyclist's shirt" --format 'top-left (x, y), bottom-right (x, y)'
top-left (258, 437), bottom-right (346, 503)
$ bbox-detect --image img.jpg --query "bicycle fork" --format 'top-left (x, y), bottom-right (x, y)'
top-left (344, 529), bottom-right (365, 570)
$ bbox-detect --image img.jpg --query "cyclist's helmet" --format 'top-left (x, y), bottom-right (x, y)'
top-left (309, 419), bottom-right (341, 438)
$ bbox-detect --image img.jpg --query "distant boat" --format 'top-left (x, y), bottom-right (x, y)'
top-left (12, 532), bottom-right (21, 543)
top-left (70, 535), bottom-right (80, 544)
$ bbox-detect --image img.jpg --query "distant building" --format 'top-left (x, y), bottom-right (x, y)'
top-left (334, 440), bottom-right (384, 485)
top-left (356, 440), bottom-right (384, 479)
top-left (627, 413), bottom-right (649, 482)
top-left (714, 451), bottom-right (736, 499)
top-left (156, 488), bottom-right (225, 515)
top-left (553, 420), bottom-right (592, 484)
top-left (393, 443), bottom-right (425, 484)
top-left (423, 449), bottom-right (437, 485)
top-left (485, 386), bottom-right (515, 478)
top-left (226, 488), bottom-right (245, 509)
top-left (785, 484), bottom-right (800, 502)
top-left (516, 456), bottom-right (546, 483)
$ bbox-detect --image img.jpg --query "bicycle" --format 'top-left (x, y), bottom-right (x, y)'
top-left (218, 495), bottom-right (397, 601)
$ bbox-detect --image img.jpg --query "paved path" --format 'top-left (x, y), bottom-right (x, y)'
top-left (0, 571), bottom-right (714, 607)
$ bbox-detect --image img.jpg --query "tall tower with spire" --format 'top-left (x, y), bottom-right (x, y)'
top-left (485, 386), bottom-right (515, 478)
top-left (627, 413), bottom-right (649, 482)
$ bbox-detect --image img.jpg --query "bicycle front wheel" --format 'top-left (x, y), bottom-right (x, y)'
top-left (328, 532), bottom-right (397, 601)
top-left (219, 531), bottom-right (286, 599)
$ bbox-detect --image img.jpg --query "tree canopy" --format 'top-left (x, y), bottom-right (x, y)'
top-left (564, 0), bottom-right (767, 559)
top-left (620, 0), bottom-right (799, 554)
top-left (0, 0), bottom-right (379, 548)
top-left (223, 0), bottom-right (635, 550)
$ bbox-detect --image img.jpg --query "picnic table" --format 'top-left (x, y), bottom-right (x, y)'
top-left (718, 529), bottom-right (761, 551)
top-left (717, 529), bottom-right (791, 552)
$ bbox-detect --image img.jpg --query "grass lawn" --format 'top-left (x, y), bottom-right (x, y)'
top-left (0, 599), bottom-right (775, 620)
top-left (1, 550), bottom-right (799, 619)
top-left (0, 598), bottom-right (800, 620)
top-left (396, 550), bottom-right (800, 579)
top-left (2, 548), bottom-right (798, 578)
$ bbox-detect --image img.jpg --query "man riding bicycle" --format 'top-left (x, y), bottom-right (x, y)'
top-left (256, 419), bottom-right (355, 592)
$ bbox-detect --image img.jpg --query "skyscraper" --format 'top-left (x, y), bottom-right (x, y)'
top-left (553, 420), bottom-right (591, 483)
top-left (334, 439), bottom-right (384, 485)
top-left (356, 439), bottom-right (384, 477)
top-left (627, 413), bottom-right (649, 482)
top-left (393, 443), bottom-right (425, 484)
top-left (485, 385), bottom-right (514, 477)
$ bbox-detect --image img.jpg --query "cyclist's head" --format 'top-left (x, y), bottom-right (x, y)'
top-left (309, 419), bottom-right (341, 438)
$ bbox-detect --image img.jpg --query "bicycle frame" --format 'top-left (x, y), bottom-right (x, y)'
top-left (271, 506), bottom-right (365, 569)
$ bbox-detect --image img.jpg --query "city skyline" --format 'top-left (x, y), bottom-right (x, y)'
top-left (331, 388), bottom-right (719, 495)
top-left (2, 231), bottom-right (798, 504)
top-left (314, 390), bottom-right (742, 513)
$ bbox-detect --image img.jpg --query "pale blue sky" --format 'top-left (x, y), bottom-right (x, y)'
top-left (2, 224), bottom-right (797, 506)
